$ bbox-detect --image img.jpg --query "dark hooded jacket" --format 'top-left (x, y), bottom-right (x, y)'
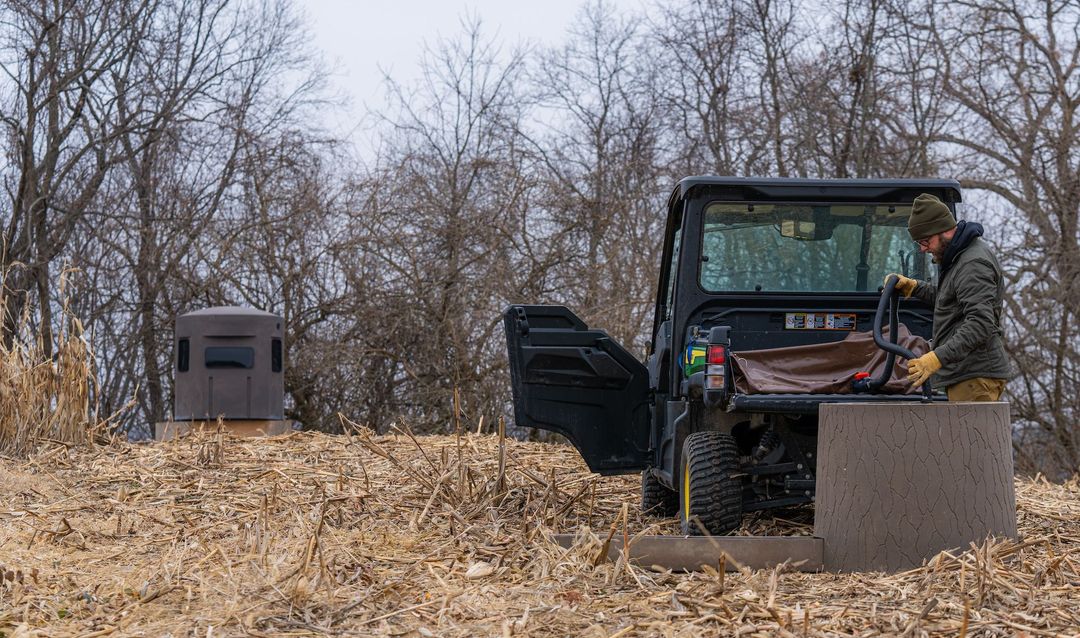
top-left (910, 220), bottom-right (1012, 387)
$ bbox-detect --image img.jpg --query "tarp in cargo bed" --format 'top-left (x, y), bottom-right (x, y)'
top-left (731, 326), bottom-right (930, 395)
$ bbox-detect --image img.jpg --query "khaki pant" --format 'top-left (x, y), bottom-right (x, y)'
top-left (946, 377), bottom-right (1006, 402)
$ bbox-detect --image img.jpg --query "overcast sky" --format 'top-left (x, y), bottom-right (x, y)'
top-left (302, 0), bottom-right (591, 142)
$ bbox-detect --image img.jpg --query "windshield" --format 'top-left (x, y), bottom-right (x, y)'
top-left (700, 202), bottom-right (930, 293)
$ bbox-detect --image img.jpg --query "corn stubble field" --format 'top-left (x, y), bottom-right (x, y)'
top-left (0, 424), bottom-right (1078, 638)
top-left (1, 294), bottom-right (1078, 637)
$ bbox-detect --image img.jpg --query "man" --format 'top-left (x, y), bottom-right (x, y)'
top-left (887, 193), bottom-right (1011, 401)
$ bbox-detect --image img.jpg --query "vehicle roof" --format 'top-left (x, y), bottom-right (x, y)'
top-left (668, 176), bottom-right (963, 211)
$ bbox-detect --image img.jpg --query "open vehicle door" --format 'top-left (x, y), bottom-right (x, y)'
top-left (503, 305), bottom-right (651, 475)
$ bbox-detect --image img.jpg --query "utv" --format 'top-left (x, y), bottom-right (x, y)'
top-left (503, 177), bottom-right (957, 535)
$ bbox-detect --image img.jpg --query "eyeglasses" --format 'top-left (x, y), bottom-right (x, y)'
top-left (914, 236), bottom-right (933, 248)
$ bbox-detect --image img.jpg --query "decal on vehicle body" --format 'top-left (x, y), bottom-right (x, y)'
top-left (784, 312), bottom-right (857, 330)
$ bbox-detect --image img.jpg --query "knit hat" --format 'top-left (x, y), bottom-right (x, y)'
top-left (908, 193), bottom-right (957, 240)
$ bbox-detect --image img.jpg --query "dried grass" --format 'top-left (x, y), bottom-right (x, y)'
top-left (0, 272), bottom-right (99, 457)
top-left (0, 421), bottom-right (1077, 637)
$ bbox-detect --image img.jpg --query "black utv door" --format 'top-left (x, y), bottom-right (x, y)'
top-left (503, 305), bottom-right (651, 475)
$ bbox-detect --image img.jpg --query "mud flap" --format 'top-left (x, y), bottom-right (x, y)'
top-left (503, 305), bottom-right (651, 475)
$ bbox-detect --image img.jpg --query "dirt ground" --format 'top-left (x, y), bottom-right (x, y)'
top-left (0, 428), bottom-right (1077, 637)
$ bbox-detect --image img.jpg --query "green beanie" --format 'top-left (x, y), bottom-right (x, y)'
top-left (908, 193), bottom-right (957, 240)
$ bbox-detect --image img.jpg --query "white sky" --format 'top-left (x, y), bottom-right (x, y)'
top-left (302, 0), bottom-right (590, 143)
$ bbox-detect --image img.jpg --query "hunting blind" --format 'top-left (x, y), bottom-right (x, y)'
top-left (156, 306), bottom-right (292, 439)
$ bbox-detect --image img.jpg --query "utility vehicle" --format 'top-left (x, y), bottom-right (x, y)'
top-left (504, 177), bottom-right (958, 534)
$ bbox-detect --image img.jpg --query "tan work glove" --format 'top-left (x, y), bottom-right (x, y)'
top-left (884, 273), bottom-right (918, 298)
top-left (908, 351), bottom-right (941, 387)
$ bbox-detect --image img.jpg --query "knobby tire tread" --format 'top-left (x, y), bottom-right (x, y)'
top-left (641, 470), bottom-right (678, 517)
top-left (681, 431), bottom-right (743, 535)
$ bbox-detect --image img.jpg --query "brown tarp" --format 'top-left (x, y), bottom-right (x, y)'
top-left (731, 326), bottom-right (930, 395)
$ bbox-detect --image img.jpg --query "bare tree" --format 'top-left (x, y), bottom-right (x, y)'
top-left (1, 0), bottom-right (335, 434)
top-left (528, 0), bottom-right (665, 351)
top-left (351, 19), bottom-right (535, 431)
top-left (652, 0), bottom-right (750, 176)
top-left (743, 0), bottom-right (802, 176)
top-left (0, 0), bottom-right (157, 352)
top-left (110, 0), bottom-right (257, 426)
top-left (929, 0), bottom-right (1080, 475)
top-left (779, 0), bottom-right (947, 178)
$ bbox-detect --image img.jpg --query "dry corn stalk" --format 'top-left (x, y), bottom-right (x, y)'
top-left (0, 269), bottom-right (97, 456)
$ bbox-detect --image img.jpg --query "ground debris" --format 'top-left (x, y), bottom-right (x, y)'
top-left (0, 431), bottom-right (1076, 636)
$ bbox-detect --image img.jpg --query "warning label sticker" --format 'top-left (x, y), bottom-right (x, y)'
top-left (784, 313), bottom-right (857, 330)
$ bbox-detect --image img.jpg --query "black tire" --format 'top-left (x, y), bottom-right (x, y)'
top-left (679, 431), bottom-right (743, 535)
top-left (640, 470), bottom-right (678, 517)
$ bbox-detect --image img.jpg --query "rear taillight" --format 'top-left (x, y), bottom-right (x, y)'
top-left (705, 345), bottom-right (726, 390)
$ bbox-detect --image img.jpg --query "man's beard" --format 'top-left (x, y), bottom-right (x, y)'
top-left (931, 235), bottom-right (952, 263)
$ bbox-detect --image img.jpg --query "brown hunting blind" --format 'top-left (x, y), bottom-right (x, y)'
top-left (156, 306), bottom-right (291, 439)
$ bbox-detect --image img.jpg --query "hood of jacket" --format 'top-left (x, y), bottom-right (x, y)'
top-left (939, 220), bottom-right (984, 279)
